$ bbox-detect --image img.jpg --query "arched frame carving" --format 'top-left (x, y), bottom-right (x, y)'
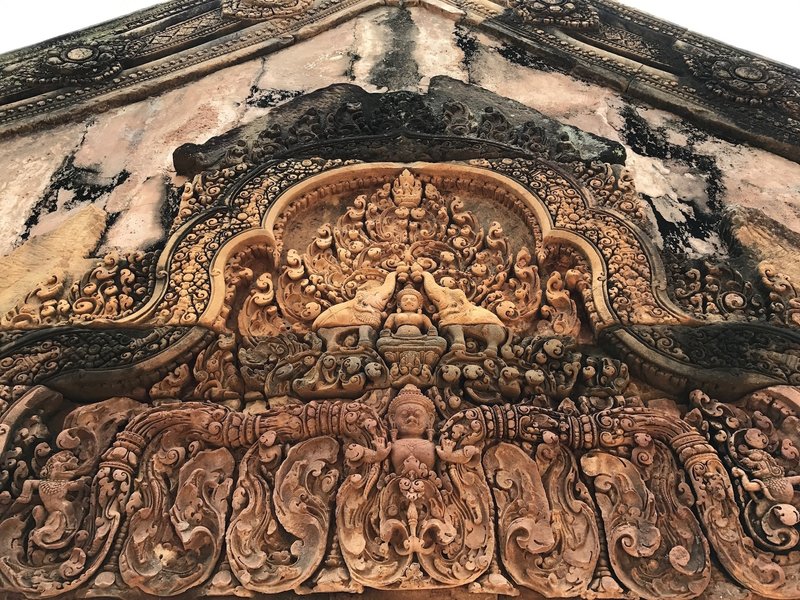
top-left (184, 160), bottom-right (690, 333)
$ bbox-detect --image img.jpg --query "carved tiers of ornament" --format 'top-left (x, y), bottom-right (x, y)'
top-left (225, 167), bottom-right (607, 413)
top-left (160, 156), bottom-right (667, 332)
top-left (1, 1), bottom-right (800, 164)
top-left (4, 152), bottom-right (798, 404)
top-left (2, 383), bottom-right (800, 599)
top-left (221, 0), bottom-right (315, 20)
top-left (1, 125), bottom-right (800, 600)
top-left (509, 0), bottom-right (600, 29)
top-left (682, 47), bottom-right (800, 120)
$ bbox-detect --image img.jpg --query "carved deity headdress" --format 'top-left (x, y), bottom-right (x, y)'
top-left (388, 384), bottom-right (436, 426)
top-left (396, 285), bottom-right (424, 308)
top-left (391, 169), bottom-right (423, 208)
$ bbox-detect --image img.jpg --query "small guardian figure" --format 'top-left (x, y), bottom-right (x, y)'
top-left (15, 450), bottom-right (90, 551)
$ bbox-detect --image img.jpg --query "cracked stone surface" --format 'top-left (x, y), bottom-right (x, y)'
top-left (0, 5), bottom-right (798, 292)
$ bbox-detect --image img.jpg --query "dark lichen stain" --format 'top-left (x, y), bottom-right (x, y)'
top-left (162, 179), bottom-right (184, 233)
top-left (90, 210), bottom-right (121, 256)
top-left (621, 105), bottom-right (725, 255)
top-left (345, 52), bottom-right (361, 81)
top-left (21, 153), bottom-right (129, 243)
top-left (369, 9), bottom-right (421, 90)
top-left (454, 26), bottom-right (479, 82)
top-left (495, 43), bottom-right (556, 72)
top-left (245, 87), bottom-right (302, 109)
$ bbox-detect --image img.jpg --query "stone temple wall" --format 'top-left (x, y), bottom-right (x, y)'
top-left (2, 7), bottom-right (800, 310)
top-left (0, 2), bottom-right (799, 599)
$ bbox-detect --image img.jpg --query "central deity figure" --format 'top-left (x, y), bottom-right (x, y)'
top-left (387, 384), bottom-right (437, 475)
top-left (383, 286), bottom-right (435, 338)
top-left (377, 283), bottom-right (447, 388)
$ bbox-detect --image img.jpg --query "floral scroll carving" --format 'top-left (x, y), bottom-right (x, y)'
top-left (227, 436), bottom-right (341, 592)
top-left (1, 382), bottom-right (799, 599)
top-left (583, 444), bottom-right (710, 599)
top-left (484, 441), bottom-right (601, 597)
top-left (120, 447), bottom-right (235, 595)
top-left (2, 251), bottom-right (157, 329)
top-left (1, 147), bottom-right (800, 600)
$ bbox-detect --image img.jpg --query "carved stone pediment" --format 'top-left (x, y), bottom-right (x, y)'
top-left (1, 0), bottom-right (800, 165)
top-left (1, 81), bottom-right (800, 600)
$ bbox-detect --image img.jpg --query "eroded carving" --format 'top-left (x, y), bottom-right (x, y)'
top-left (510, 0), bottom-right (600, 30)
top-left (2, 251), bottom-right (157, 329)
top-left (222, 0), bottom-right (314, 20)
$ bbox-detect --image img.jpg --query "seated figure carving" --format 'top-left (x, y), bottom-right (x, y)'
top-left (377, 285), bottom-right (447, 387)
top-left (383, 286), bottom-right (435, 338)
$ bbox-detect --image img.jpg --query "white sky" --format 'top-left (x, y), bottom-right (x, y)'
top-left (0, 0), bottom-right (799, 68)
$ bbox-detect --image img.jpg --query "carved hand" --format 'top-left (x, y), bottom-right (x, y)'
top-left (436, 438), bottom-right (480, 464)
top-left (345, 438), bottom-right (392, 465)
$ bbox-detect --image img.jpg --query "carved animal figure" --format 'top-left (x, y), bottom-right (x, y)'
top-left (422, 272), bottom-right (506, 355)
top-left (313, 272), bottom-right (397, 331)
top-left (16, 451), bottom-right (89, 550)
top-left (422, 272), bottom-right (502, 327)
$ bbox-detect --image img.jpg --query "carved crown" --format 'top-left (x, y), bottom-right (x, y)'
top-left (396, 285), bottom-right (424, 305)
top-left (391, 169), bottom-right (423, 208)
top-left (388, 384), bottom-right (436, 423)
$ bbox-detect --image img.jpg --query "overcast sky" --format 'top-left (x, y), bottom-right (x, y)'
top-left (1, 0), bottom-right (798, 68)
